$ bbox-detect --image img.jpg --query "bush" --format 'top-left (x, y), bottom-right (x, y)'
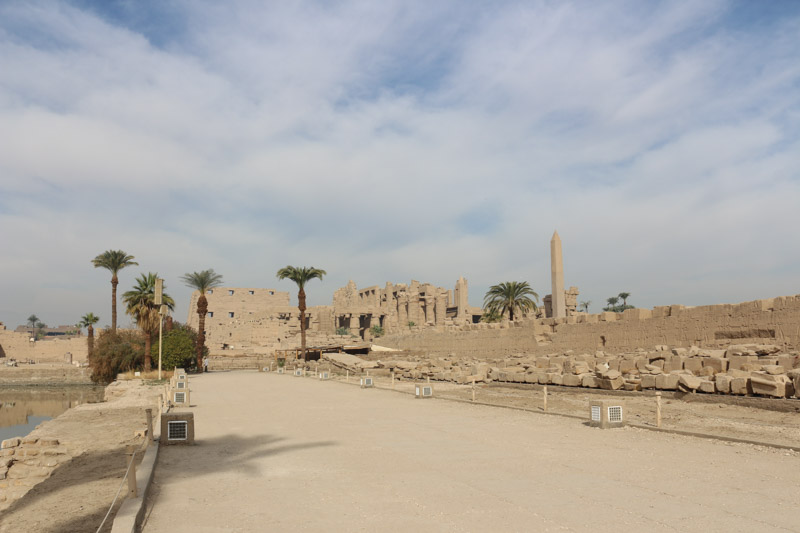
top-left (335, 327), bottom-right (350, 336)
top-left (369, 325), bottom-right (384, 337)
top-left (89, 330), bottom-right (145, 384)
top-left (161, 324), bottom-right (204, 371)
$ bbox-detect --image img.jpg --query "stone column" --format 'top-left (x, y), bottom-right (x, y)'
top-left (435, 292), bottom-right (447, 325)
top-left (550, 231), bottom-right (566, 318)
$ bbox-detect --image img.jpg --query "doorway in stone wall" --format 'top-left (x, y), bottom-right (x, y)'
top-left (0, 344), bottom-right (5, 358)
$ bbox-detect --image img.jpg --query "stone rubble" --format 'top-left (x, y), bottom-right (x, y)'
top-left (335, 343), bottom-right (800, 400)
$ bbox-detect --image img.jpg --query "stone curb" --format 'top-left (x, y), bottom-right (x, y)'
top-left (110, 428), bottom-right (161, 533)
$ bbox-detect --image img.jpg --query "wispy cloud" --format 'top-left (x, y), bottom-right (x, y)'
top-left (0, 0), bottom-right (798, 328)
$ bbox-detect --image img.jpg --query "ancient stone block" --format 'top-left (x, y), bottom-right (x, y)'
top-left (641, 375), bottom-right (656, 389)
top-left (750, 372), bottom-right (790, 398)
top-left (562, 374), bottom-right (582, 387)
top-left (599, 376), bottom-right (624, 390)
top-left (698, 380), bottom-right (716, 394)
top-left (581, 375), bottom-right (599, 388)
top-left (1, 438), bottom-right (20, 449)
top-left (548, 373), bottom-right (563, 386)
top-left (683, 358), bottom-right (703, 374)
top-left (703, 357), bottom-right (728, 373)
top-left (728, 355), bottom-right (757, 370)
top-left (678, 374), bottom-right (702, 392)
top-left (655, 374), bottom-right (679, 390)
top-left (730, 377), bottom-right (752, 395)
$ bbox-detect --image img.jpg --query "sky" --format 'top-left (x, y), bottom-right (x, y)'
top-left (1, 0), bottom-right (799, 331)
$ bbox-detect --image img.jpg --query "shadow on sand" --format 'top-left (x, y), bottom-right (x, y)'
top-left (0, 433), bottom-right (336, 533)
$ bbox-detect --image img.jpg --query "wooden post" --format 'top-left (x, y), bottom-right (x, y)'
top-left (426, 375), bottom-right (430, 384)
top-left (656, 391), bottom-right (662, 428)
top-left (145, 409), bottom-right (153, 443)
top-left (391, 372), bottom-right (395, 388)
top-left (125, 445), bottom-right (138, 497)
top-left (346, 370), bottom-right (349, 382)
top-left (472, 379), bottom-right (476, 402)
top-left (542, 385), bottom-right (548, 412)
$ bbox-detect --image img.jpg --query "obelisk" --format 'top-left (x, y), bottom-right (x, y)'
top-left (550, 231), bottom-right (566, 318)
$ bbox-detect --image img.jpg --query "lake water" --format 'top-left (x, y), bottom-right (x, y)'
top-left (0, 386), bottom-right (105, 442)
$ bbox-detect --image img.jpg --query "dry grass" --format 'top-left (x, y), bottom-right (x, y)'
top-left (118, 369), bottom-right (175, 381)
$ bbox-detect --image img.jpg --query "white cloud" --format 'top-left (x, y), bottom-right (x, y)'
top-left (0, 0), bottom-right (799, 328)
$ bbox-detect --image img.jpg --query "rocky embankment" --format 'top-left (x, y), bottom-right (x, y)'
top-left (0, 380), bottom-right (161, 522)
top-left (323, 344), bottom-right (800, 399)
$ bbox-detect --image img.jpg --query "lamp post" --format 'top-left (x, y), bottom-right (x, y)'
top-left (155, 278), bottom-right (164, 380)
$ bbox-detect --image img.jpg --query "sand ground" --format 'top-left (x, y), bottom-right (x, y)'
top-left (142, 371), bottom-right (799, 532)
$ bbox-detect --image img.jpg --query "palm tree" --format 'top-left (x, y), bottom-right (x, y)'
top-left (180, 269), bottom-right (224, 372)
top-left (483, 281), bottom-right (539, 321)
top-left (27, 314), bottom-right (39, 340)
top-left (92, 250), bottom-right (138, 333)
top-left (122, 273), bottom-right (174, 372)
top-left (276, 266), bottom-right (326, 363)
top-left (606, 296), bottom-right (619, 311)
top-left (34, 321), bottom-right (47, 340)
top-left (579, 301), bottom-right (591, 313)
top-left (618, 292), bottom-right (631, 307)
top-left (79, 313), bottom-right (100, 358)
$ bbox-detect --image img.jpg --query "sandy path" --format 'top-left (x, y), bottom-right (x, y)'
top-left (143, 371), bottom-right (799, 532)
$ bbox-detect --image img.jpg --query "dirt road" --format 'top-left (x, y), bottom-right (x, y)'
top-left (143, 371), bottom-right (799, 532)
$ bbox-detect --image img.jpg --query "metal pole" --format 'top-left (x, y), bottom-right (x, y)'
top-left (656, 391), bottom-right (662, 428)
top-left (158, 310), bottom-right (164, 381)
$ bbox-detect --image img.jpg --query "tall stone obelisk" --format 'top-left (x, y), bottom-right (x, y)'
top-left (550, 231), bottom-right (566, 318)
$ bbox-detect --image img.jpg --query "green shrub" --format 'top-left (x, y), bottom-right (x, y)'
top-left (161, 324), bottom-right (204, 371)
top-left (335, 327), bottom-right (350, 336)
top-left (89, 330), bottom-right (145, 383)
top-left (369, 325), bottom-right (384, 337)
top-left (407, 321), bottom-right (415, 327)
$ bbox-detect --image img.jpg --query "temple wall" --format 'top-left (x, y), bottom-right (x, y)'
top-left (378, 295), bottom-right (800, 356)
top-left (0, 329), bottom-right (88, 363)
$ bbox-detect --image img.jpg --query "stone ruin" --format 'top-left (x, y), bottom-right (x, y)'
top-left (319, 343), bottom-right (800, 401)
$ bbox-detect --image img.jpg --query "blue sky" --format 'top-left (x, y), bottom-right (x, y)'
top-left (0, 0), bottom-right (799, 330)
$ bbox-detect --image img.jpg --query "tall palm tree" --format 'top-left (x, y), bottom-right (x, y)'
top-left (483, 281), bottom-right (539, 321)
top-left (92, 250), bottom-right (138, 333)
top-left (579, 301), bottom-right (591, 313)
top-left (27, 314), bottom-right (39, 340)
top-left (180, 269), bottom-right (224, 372)
top-left (276, 266), bottom-right (326, 363)
top-left (122, 273), bottom-right (174, 372)
top-left (79, 313), bottom-right (100, 358)
top-left (618, 292), bottom-right (631, 307)
top-left (606, 296), bottom-right (619, 310)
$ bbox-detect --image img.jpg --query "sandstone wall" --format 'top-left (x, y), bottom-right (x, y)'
top-left (378, 295), bottom-right (800, 357)
top-left (0, 330), bottom-right (88, 363)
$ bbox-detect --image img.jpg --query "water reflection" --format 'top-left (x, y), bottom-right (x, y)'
top-left (0, 386), bottom-right (105, 441)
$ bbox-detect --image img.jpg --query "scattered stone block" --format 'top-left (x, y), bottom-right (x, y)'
top-left (599, 376), bottom-right (625, 390)
top-left (678, 374), bottom-right (702, 392)
top-left (641, 375), bottom-right (656, 389)
top-left (703, 357), bottom-right (728, 373)
top-left (698, 380), bottom-right (716, 394)
top-left (562, 374), bottom-right (582, 387)
top-left (683, 358), bottom-right (703, 374)
top-left (730, 377), bottom-right (752, 396)
top-left (750, 372), bottom-right (791, 398)
top-left (1, 439), bottom-right (20, 449)
top-left (655, 374), bottom-right (679, 390)
top-left (581, 375), bottom-right (599, 388)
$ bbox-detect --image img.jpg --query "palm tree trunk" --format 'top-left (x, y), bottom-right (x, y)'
top-left (197, 295), bottom-right (208, 372)
top-left (111, 275), bottom-right (118, 333)
top-left (298, 288), bottom-right (307, 363)
top-left (144, 331), bottom-right (152, 372)
top-left (87, 325), bottom-right (94, 358)
top-left (509, 307), bottom-right (515, 321)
